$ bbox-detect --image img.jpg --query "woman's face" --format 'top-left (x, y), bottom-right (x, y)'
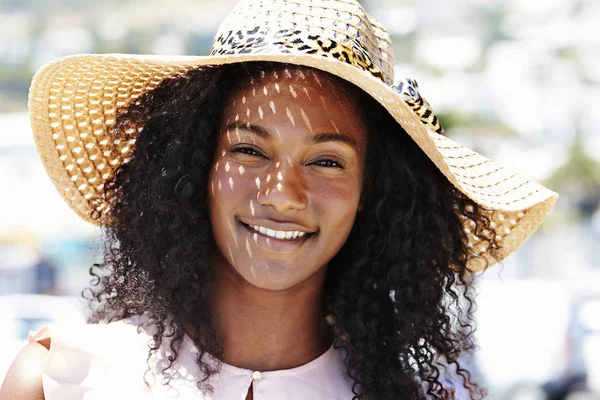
top-left (209, 65), bottom-right (368, 290)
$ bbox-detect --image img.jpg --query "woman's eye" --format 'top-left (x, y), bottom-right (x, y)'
top-left (231, 146), bottom-right (263, 157)
top-left (313, 159), bottom-right (345, 169)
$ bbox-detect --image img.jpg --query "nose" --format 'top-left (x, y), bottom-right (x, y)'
top-left (257, 165), bottom-right (308, 212)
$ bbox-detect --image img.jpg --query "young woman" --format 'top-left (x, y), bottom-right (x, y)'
top-left (0, 1), bottom-right (557, 399)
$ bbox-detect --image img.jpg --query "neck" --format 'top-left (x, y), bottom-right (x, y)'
top-left (187, 254), bottom-right (334, 372)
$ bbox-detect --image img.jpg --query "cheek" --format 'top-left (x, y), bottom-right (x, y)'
top-left (310, 176), bottom-right (362, 230)
top-left (208, 153), bottom-right (258, 216)
top-left (208, 155), bottom-right (260, 262)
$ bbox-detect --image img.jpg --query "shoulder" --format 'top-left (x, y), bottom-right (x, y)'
top-left (0, 314), bottom-right (154, 400)
top-left (0, 340), bottom-right (49, 400)
top-left (42, 313), bottom-right (156, 363)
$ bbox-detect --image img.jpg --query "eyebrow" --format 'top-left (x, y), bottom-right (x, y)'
top-left (221, 122), bottom-right (357, 148)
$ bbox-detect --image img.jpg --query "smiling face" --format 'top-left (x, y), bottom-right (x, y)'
top-left (208, 65), bottom-right (368, 290)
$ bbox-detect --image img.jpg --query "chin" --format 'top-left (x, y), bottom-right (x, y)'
top-left (236, 259), bottom-right (321, 291)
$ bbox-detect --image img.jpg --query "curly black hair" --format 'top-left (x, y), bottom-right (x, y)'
top-left (84, 61), bottom-right (502, 400)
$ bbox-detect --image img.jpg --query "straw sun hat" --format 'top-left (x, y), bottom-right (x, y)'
top-left (28, 0), bottom-right (557, 272)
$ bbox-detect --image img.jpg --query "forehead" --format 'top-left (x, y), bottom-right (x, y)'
top-left (221, 64), bottom-right (366, 126)
top-left (240, 64), bottom-right (342, 86)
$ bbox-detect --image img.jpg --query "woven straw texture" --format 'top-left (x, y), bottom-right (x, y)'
top-left (28, 0), bottom-right (558, 272)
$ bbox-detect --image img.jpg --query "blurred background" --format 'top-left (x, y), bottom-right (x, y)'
top-left (0, 0), bottom-right (599, 398)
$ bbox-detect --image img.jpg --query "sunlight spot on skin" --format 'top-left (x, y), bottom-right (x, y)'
top-left (287, 157), bottom-right (293, 167)
top-left (252, 87), bottom-right (256, 97)
top-left (266, 173), bottom-right (271, 183)
top-left (265, 188), bottom-right (270, 196)
top-left (226, 117), bottom-right (231, 125)
top-left (246, 108), bottom-right (251, 117)
top-left (274, 82), bottom-right (280, 93)
top-left (284, 68), bottom-right (292, 79)
top-left (235, 126), bottom-right (241, 141)
top-left (298, 70), bottom-right (306, 80)
top-left (320, 95), bottom-right (327, 109)
top-left (312, 71), bottom-right (323, 87)
top-left (258, 105), bottom-right (264, 119)
top-left (250, 199), bottom-right (255, 215)
top-left (277, 182), bottom-right (282, 191)
top-left (226, 130), bottom-right (232, 144)
top-left (214, 161), bottom-right (219, 171)
top-left (211, 181), bottom-right (215, 197)
top-left (227, 217), bottom-right (239, 248)
top-left (255, 176), bottom-right (261, 189)
top-left (277, 171), bottom-right (283, 180)
top-left (330, 119), bottom-right (340, 133)
top-left (327, 79), bottom-right (338, 97)
top-left (238, 165), bottom-right (245, 175)
top-left (222, 149), bottom-right (226, 157)
top-left (225, 162), bottom-right (230, 172)
top-left (274, 127), bottom-right (282, 139)
top-left (245, 237), bottom-right (253, 259)
top-left (229, 176), bottom-right (234, 189)
top-left (263, 86), bottom-right (268, 96)
top-left (250, 265), bottom-right (257, 278)
top-left (227, 244), bottom-right (236, 267)
top-left (260, 70), bottom-right (265, 79)
top-left (253, 232), bottom-right (258, 242)
top-left (300, 108), bottom-right (313, 133)
top-left (275, 161), bottom-right (280, 168)
top-left (272, 71), bottom-right (278, 79)
top-left (242, 95), bottom-right (246, 104)
top-left (289, 85), bottom-right (298, 98)
top-left (250, 77), bottom-right (255, 85)
top-left (232, 99), bottom-right (236, 107)
top-left (302, 86), bottom-right (311, 100)
top-left (266, 237), bottom-right (271, 245)
top-left (286, 107), bottom-right (295, 126)
top-left (269, 101), bottom-right (276, 114)
top-left (235, 113), bottom-right (240, 122)
top-left (218, 180), bottom-right (222, 191)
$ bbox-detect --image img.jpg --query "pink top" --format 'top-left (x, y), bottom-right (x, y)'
top-left (28, 314), bottom-right (356, 399)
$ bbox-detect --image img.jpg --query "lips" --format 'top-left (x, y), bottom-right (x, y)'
top-left (238, 217), bottom-right (317, 235)
top-left (238, 219), bottom-right (317, 254)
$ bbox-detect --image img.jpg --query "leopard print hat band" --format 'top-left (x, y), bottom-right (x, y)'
top-left (28, 0), bottom-right (558, 272)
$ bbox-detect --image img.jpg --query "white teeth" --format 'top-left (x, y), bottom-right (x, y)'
top-left (248, 224), bottom-right (309, 240)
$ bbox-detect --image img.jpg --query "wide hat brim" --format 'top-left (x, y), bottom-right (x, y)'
top-left (28, 52), bottom-right (558, 272)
